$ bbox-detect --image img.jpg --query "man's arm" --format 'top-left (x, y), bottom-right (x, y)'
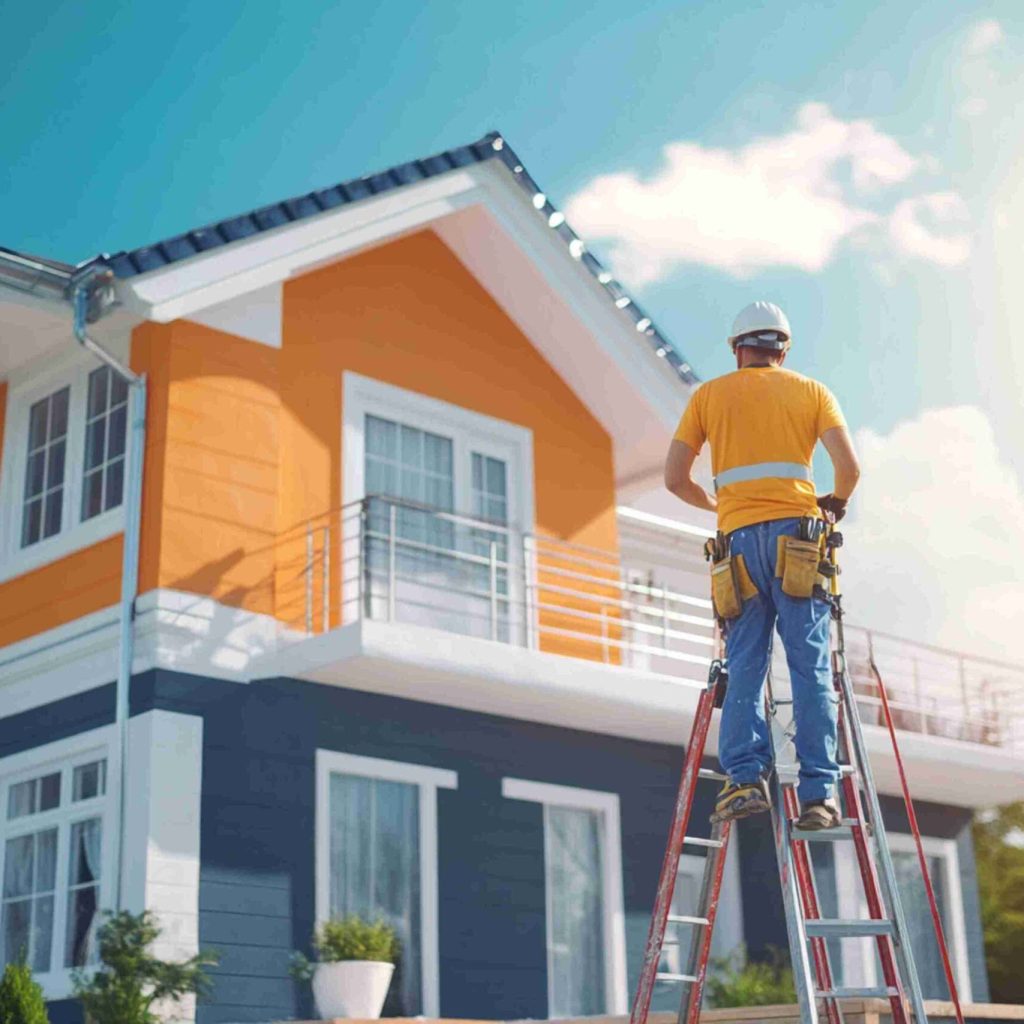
top-left (820, 426), bottom-right (861, 500)
top-left (665, 439), bottom-right (718, 513)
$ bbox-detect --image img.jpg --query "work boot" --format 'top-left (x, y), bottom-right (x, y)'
top-left (796, 797), bottom-right (841, 830)
top-left (710, 778), bottom-right (771, 824)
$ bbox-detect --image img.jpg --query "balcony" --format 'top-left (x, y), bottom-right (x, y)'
top-left (260, 496), bottom-right (1024, 802)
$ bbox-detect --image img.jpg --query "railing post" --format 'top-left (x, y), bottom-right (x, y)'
top-left (524, 535), bottom-right (538, 650)
top-left (305, 524), bottom-right (314, 635)
top-left (958, 656), bottom-right (969, 740)
top-left (489, 540), bottom-right (498, 641)
top-left (913, 656), bottom-right (926, 734)
top-left (322, 524), bottom-right (330, 633)
top-left (388, 503), bottom-right (397, 623)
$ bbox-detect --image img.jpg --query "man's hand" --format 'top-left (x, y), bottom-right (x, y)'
top-left (817, 493), bottom-right (848, 522)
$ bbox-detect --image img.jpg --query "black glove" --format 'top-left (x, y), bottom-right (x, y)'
top-left (817, 493), bottom-right (848, 522)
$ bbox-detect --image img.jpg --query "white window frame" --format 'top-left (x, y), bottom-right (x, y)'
top-left (832, 835), bottom-right (972, 1000)
top-left (0, 347), bottom-right (130, 583)
top-left (314, 750), bottom-right (457, 1017)
top-left (341, 371), bottom-right (535, 629)
top-left (0, 725), bottom-right (115, 1001)
top-left (501, 777), bottom-right (628, 1017)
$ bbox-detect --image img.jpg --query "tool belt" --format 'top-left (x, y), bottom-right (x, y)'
top-left (704, 534), bottom-right (757, 620)
top-left (776, 516), bottom-right (837, 598)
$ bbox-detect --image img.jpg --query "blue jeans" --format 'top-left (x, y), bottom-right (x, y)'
top-left (719, 517), bottom-right (839, 803)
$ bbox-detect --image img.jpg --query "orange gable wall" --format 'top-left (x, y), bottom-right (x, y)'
top-left (134, 320), bottom-right (280, 615)
top-left (280, 228), bottom-right (620, 642)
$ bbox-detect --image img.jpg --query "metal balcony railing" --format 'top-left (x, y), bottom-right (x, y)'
top-left (289, 496), bottom-right (1024, 755)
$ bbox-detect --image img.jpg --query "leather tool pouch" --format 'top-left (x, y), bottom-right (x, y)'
top-left (710, 554), bottom-right (758, 619)
top-left (776, 537), bottom-right (823, 598)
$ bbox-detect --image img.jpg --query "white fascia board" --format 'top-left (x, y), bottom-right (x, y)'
top-left (120, 170), bottom-right (485, 323)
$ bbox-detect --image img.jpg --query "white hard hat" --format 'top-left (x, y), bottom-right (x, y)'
top-left (727, 301), bottom-right (792, 351)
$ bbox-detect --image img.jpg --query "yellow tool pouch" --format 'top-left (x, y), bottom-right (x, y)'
top-left (710, 554), bottom-right (758, 620)
top-left (776, 536), bottom-right (824, 598)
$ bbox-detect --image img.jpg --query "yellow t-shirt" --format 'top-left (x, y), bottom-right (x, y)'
top-left (674, 366), bottom-right (847, 535)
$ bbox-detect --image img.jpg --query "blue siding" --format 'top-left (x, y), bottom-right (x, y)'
top-left (0, 668), bottom-right (993, 1019)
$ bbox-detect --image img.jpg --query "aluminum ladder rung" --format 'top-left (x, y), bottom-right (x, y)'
top-left (682, 835), bottom-right (723, 849)
top-left (817, 986), bottom-right (901, 999)
top-left (791, 820), bottom-right (859, 841)
top-left (805, 918), bottom-right (894, 938)
top-left (698, 768), bottom-right (727, 781)
top-left (655, 972), bottom-right (698, 984)
top-left (667, 914), bottom-right (710, 927)
top-left (839, 764), bottom-right (857, 776)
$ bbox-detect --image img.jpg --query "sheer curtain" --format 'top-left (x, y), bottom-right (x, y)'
top-left (2, 829), bottom-right (56, 972)
top-left (65, 818), bottom-right (101, 967)
top-left (329, 773), bottom-right (421, 1015)
top-left (546, 805), bottom-right (606, 1017)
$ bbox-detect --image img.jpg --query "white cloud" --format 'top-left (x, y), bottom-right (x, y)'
top-left (565, 103), bottom-right (963, 283)
top-left (888, 191), bottom-right (972, 266)
top-left (842, 406), bottom-right (1024, 661)
top-left (958, 20), bottom-right (1006, 117)
top-left (965, 19), bottom-right (1004, 57)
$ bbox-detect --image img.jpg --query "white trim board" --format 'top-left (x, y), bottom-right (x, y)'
top-left (314, 749), bottom-right (457, 1018)
top-left (502, 777), bottom-right (628, 1016)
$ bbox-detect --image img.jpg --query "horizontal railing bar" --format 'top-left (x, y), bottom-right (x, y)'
top-left (531, 600), bottom-right (714, 648)
top-left (536, 561), bottom-right (712, 610)
top-left (537, 623), bottom-right (712, 667)
top-left (531, 578), bottom-right (715, 626)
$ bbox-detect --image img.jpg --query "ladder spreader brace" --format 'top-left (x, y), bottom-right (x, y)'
top-left (630, 526), bottom-right (966, 1024)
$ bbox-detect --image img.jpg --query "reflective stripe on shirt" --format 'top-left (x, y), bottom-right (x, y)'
top-left (713, 461), bottom-right (813, 493)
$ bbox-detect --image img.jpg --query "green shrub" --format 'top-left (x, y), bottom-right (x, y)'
top-left (707, 946), bottom-right (797, 1008)
top-left (0, 959), bottom-right (50, 1024)
top-left (72, 910), bottom-right (218, 1024)
top-left (291, 915), bottom-right (399, 980)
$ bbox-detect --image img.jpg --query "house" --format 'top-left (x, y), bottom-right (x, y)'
top-left (0, 131), bottom-right (1020, 1024)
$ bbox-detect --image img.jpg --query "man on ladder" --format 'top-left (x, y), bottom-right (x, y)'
top-left (665, 301), bottom-right (861, 830)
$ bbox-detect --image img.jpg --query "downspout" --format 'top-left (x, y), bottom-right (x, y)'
top-left (71, 266), bottom-right (147, 912)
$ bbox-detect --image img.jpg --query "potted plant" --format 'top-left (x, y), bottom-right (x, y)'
top-left (292, 915), bottom-right (398, 1020)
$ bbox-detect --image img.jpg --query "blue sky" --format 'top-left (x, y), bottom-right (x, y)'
top-left (3, 1), bottom-right (1021, 647)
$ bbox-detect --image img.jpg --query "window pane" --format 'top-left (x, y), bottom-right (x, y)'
top-left (26, 451), bottom-right (46, 498)
top-left (890, 851), bottom-right (950, 999)
top-left (111, 373), bottom-right (128, 409)
top-left (8, 781), bottom-right (36, 820)
top-left (87, 367), bottom-right (110, 419)
top-left (38, 774), bottom-right (60, 813)
top-left (21, 500), bottom-right (42, 548)
top-left (84, 417), bottom-right (106, 470)
top-left (547, 805), bottom-right (606, 1017)
top-left (3, 836), bottom-right (34, 899)
top-left (51, 388), bottom-right (69, 437)
top-left (47, 441), bottom-right (66, 490)
top-left (329, 772), bottom-right (421, 1015)
top-left (108, 405), bottom-right (127, 460)
top-left (35, 830), bottom-right (57, 891)
top-left (366, 415), bottom-right (396, 458)
top-left (1, 898), bottom-right (31, 968)
top-left (82, 471), bottom-right (104, 520)
top-left (65, 819), bottom-right (102, 968)
top-left (31, 895), bottom-right (54, 973)
top-left (43, 490), bottom-right (63, 539)
top-left (28, 401), bottom-right (48, 451)
top-left (104, 459), bottom-right (124, 512)
top-left (73, 761), bottom-right (107, 802)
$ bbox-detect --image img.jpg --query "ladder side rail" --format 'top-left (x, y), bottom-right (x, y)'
top-left (836, 702), bottom-right (911, 1024)
top-left (679, 819), bottom-right (732, 1024)
top-left (769, 765), bottom-right (821, 1024)
top-left (868, 655), bottom-right (967, 1024)
top-left (630, 682), bottom-right (719, 1024)
top-left (782, 786), bottom-right (844, 1024)
top-left (832, 637), bottom-right (930, 1024)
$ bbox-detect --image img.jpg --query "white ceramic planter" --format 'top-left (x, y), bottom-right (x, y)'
top-left (312, 959), bottom-right (395, 1020)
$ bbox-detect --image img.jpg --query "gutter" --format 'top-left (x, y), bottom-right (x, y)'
top-left (0, 250), bottom-right (145, 913)
top-left (69, 266), bottom-right (146, 912)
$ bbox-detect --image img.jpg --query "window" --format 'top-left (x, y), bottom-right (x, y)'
top-left (887, 836), bottom-right (972, 1001)
top-left (1, 745), bottom-right (110, 982)
top-left (315, 751), bottom-right (457, 1017)
top-left (502, 778), bottom-right (628, 1018)
top-left (1, 356), bottom-right (132, 579)
top-left (344, 373), bottom-right (533, 642)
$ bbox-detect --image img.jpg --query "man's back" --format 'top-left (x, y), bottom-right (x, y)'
top-left (674, 365), bottom-right (845, 534)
